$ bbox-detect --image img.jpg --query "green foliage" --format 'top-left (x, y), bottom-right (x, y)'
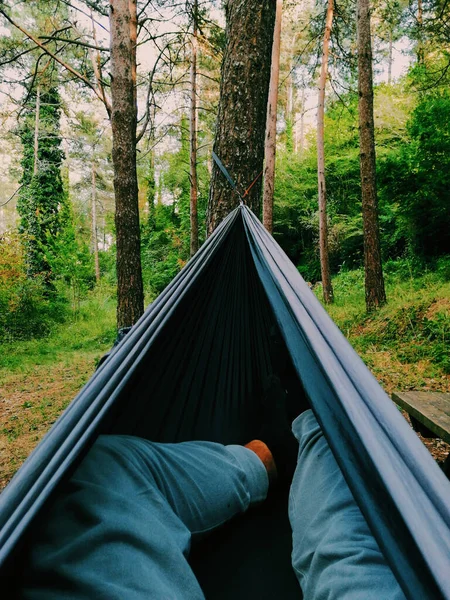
top-left (44, 207), bottom-right (95, 310)
top-left (0, 284), bottom-right (116, 371)
top-left (324, 261), bottom-right (450, 376)
top-left (401, 90), bottom-right (450, 256)
top-left (0, 231), bottom-right (68, 342)
top-left (274, 81), bottom-right (450, 282)
top-left (141, 204), bottom-right (186, 297)
top-left (141, 115), bottom-right (209, 297)
top-left (16, 87), bottom-right (67, 281)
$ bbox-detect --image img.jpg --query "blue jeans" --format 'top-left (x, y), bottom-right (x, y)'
top-left (22, 411), bottom-right (405, 599)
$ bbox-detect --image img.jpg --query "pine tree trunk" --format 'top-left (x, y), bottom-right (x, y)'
top-left (317, 0), bottom-right (334, 304)
top-left (262, 0), bottom-right (283, 234)
top-left (109, 0), bottom-right (144, 328)
top-left (91, 163), bottom-right (100, 282)
top-left (207, 0), bottom-right (276, 234)
top-left (190, 0), bottom-right (199, 257)
top-left (357, 0), bottom-right (386, 311)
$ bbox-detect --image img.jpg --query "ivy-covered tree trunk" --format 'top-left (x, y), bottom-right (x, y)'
top-left (17, 87), bottom-right (66, 282)
top-left (109, 0), bottom-right (144, 328)
top-left (207, 0), bottom-right (276, 233)
top-left (357, 0), bottom-right (386, 310)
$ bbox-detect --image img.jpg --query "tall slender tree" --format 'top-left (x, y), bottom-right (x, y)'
top-left (189, 0), bottom-right (199, 256)
top-left (109, 0), bottom-right (144, 328)
top-left (262, 0), bottom-right (282, 234)
top-left (207, 0), bottom-right (276, 233)
top-left (317, 0), bottom-right (334, 304)
top-left (91, 162), bottom-right (100, 282)
top-left (357, 0), bottom-right (386, 310)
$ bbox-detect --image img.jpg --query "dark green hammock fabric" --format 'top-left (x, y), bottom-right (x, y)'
top-left (0, 206), bottom-right (449, 599)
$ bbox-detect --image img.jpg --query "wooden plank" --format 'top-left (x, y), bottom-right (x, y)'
top-left (392, 392), bottom-right (450, 444)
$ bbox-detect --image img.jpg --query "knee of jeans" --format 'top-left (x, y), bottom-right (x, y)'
top-left (72, 435), bottom-right (147, 487)
top-left (291, 409), bottom-right (321, 442)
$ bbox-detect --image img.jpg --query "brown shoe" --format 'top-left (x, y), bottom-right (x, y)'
top-left (245, 440), bottom-right (278, 486)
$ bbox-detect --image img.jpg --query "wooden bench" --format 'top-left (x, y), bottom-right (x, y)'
top-left (392, 391), bottom-right (450, 475)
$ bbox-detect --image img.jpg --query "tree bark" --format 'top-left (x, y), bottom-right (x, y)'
top-left (190, 0), bottom-right (199, 256)
top-left (317, 0), bottom-right (334, 304)
top-left (33, 86), bottom-right (40, 176)
top-left (207, 0), bottom-right (276, 234)
top-left (262, 0), bottom-right (282, 234)
top-left (91, 163), bottom-right (100, 283)
top-left (109, 0), bottom-right (144, 328)
top-left (357, 0), bottom-right (386, 311)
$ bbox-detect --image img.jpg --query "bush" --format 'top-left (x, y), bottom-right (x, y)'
top-left (435, 256), bottom-right (450, 282)
top-left (0, 232), bottom-right (68, 341)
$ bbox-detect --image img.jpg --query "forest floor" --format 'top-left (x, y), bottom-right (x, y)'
top-left (0, 267), bottom-right (449, 489)
top-left (0, 290), bottom-right (116, 489)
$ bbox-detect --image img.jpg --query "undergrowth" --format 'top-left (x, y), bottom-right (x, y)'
top-left (317, 258), bottom-right (450, 391)
top-left (0, 284), bottom-right (116, 372)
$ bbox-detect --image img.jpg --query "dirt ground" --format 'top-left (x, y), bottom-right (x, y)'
top-left (0, 353), bottom-right (101, 490)
top-left (402, 412), bottom-right (450, 466)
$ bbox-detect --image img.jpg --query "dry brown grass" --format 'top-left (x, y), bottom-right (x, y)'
top-left (0, 352), bottom-right (101, 490)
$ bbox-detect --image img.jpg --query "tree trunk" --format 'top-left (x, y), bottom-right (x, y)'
top-left (146, 104), bottom-right (156, 230)
top-left (298, 87), bottom-right (305, 156)
top-left (190, 0), bottom-right (199, 256)
top-left (285, 32), bottom-right (296, 153)
top-left (33, 86), bottom-right (40, 176)
top-left (147, 149), bottom-right (156, 231)
top-left (207, 0), bottom-right (276, 234)
top-left (387, 28), bottom-right (393, 85)
top-left (417, 0), bottom-right (424, 63)
top-left (357, 0), bottom-right (386, 311)
top-left (317, 0), bottom-right (334, 304)
top-left (262, 0), bottom-right (283, 234)
top-left (109, 0), bottom-right (144, 328)
top-left (91, 163), bottom-right (100, 283)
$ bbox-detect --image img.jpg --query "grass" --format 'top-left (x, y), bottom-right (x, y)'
top-left (0, 287), bottom-right (116, 488)
top-left (0, 286), bottom-right (117, 372)
top-left (317, 263), bottom-right (450, 394)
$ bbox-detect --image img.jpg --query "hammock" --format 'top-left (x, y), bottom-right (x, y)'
top-left (0, 205), bottom-right (449, 599)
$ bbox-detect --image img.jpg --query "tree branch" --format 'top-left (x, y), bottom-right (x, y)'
top-left (38, 36), bottom-right (109, 52)
top-left (57, 0), bottom-right (109, 32)
top-left (0, 7), bottom-right (111, 114)
top-left (0, 184), bottom-right (24, 208)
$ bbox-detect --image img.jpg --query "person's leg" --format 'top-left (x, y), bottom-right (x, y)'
top-left (289, 410), bottom-right (406, 600)
top-left (21, 435), bottom-right (269, 600)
